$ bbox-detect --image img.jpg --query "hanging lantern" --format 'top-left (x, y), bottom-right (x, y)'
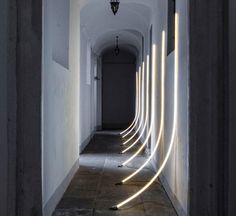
top-left (110, 0), bottom-right (120, 15)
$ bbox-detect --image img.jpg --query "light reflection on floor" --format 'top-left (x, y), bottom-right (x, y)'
top-left (53, 131), bottom-right (176, 216)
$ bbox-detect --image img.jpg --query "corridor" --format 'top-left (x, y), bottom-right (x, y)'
top-left (1, 0), bottom-right (235, 215)
top-left (53, 132), bottom-right (176, 216)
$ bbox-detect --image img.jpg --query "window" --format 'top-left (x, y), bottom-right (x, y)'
top-left (52, 0), bottom-right (70, 68)
top-left (86, 44), bottom-right (91, 85)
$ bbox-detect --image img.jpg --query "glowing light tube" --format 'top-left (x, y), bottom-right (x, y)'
top-left (120, 73), bottom-right (139, 135)
top-left (119, 44), bottom-right (157, 166)
top-left (121, 31), bottom-right (166, 182)
top-left (121, 56), bottom-right (150, 152)
top-left (122, 61), bottom-right (147, 145)
top-left (123, 65), bottom-right (144, 139)
top-left (111, 13), bottom-right (179, 210)
top-left (122, 67), bottom-right (142, 138)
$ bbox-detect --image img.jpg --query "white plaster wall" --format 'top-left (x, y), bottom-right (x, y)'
top-left (150, 0), bottom-right (189, 214)
top-left (80, 30), bottom-right (97, 150)
top-left (42, 0), bottom-right (81, 208)
top-left (96, 57), bottom-right (102, 130)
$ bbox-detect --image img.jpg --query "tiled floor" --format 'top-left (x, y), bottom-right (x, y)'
top-left (53, 131), bottom-right (177, 216)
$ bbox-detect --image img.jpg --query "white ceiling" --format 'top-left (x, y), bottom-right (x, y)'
top-left (80, 0), bottom-right (154, 56)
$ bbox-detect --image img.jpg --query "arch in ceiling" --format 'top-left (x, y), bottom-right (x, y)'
top-left (80, 0), bottom-right (152, 57)
top-left (102, 47), bottom-right (137, 61)
top-left (100, 44), bottom-right (139, 57)
top-left (92, 29), bottom-right (142, 56)
top-left (80, 0), bottom-right (154, 12)
top-left (81, 3), bottom-right (150, 36)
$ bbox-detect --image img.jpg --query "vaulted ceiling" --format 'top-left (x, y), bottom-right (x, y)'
top-left (80, 0), bottom-right (154, 56)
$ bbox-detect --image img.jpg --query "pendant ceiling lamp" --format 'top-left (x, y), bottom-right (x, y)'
top-left (110, 0), bottom-right (120, 15)
top-left (115, 36), bottom-right (120, 56)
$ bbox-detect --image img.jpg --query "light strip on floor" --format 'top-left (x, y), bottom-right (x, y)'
top-left (119, 44), bottom-right (157, 166)
top-left (120, 73), bottom-right (139, 135)
top-left (122, 61), bottom-right (149, 146)
top-left (112, 13), bottom-right (179, 210)
top-left (122, 66), bottom-right (142, 138)
top-left (121, 55), bottom-right (150, 151)
top-left (121, 31), bottom-right (166, 182)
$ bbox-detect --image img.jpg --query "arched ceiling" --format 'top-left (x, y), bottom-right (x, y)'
top-left (80, 0), bottom-right (154, 10)
top-left (80, 0), bottom-right (154, 56)
top-left (92, 29), bottom-right (142, 56)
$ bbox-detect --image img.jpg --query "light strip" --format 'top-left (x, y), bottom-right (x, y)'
top-left (119, 44), bottom-right (157, 166)
top-left (121, 31), bottom-right (166, 182)
top-left (122, 63), bottom-right (145, 145)
top-left (121, 55), bottom-right (150, 152)
top-left (120, 73), bottom-right (139, 135)
top-left (122, 66), bottom-right (142, 138)
top-left (112, 13), bottom-right (179, 210)
top-left (122, 64), bottom-right (144, 139)
top-left (122, 61), bottom-right (149, 146)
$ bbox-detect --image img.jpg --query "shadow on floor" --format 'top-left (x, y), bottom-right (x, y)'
top-left (53, 131), bottom-right (177, 216)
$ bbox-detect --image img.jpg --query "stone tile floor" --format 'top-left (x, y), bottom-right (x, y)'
top-left (53, 131), bottom-right (177, 216)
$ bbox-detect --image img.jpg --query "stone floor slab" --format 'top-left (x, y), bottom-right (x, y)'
top-left (53, 131), bottom-right (177, 216)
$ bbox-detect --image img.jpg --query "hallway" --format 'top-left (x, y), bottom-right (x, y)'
top-left (53, 132), bottom-right (176, 216)
top-left (1, 0), bottom-right (236, 215)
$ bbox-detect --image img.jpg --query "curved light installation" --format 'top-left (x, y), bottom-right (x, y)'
top-left (123, 65), bottom-right (144, 140)
top-left (119, 44), bottom-right (157, 166)
top-left (121, 55), bottom-right (150, 152)
top-left (111, 13), bottom-right (179, 210)
top-left (120, 72), bottom-right (139, 135)
top-left (122, 67), bottom-right (142, 138)
top-left (122, 61), bottom-right (147, 146)
top-left (120, 31), bottom-right (166, 183)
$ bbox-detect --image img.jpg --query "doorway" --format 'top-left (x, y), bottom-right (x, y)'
top-left (102, 49), bottom-right (136, 130)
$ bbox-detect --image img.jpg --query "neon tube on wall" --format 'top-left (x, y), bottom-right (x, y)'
top-left (120, 73), bottom-right (139, 135)
top-left (122, 61), bottom-right (147, 145)
top-left (123, 65), bottom-right (144, 139)
top-left (120, 31), bottom-right (166, 183)
top-left (121, 56), bottom-right (150, 152)
top-left (111, 13), bottom-right (179, 210)
top-left (119, 44), bottom-right (157, 166)
top-left (122, 67), bottom-right (142, 138)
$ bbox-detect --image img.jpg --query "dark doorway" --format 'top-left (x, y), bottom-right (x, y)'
top-left (102, 49), bottom-right (136, 129)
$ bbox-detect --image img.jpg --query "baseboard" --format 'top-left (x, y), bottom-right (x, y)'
top-left (160, 175), bottom-right (187, 216)
top-left (102, 123), bottom-right (129, 129)
top-left (43, 132), bottom-right (95, 216)
top-left (151, 159), bottom-right (187, 216)
top-left (43, 158), bottom-right (80, 216)
top-left (96, 125), bottom-right (102, 131)
top-left (80, 130), bottom-right (95, 153)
